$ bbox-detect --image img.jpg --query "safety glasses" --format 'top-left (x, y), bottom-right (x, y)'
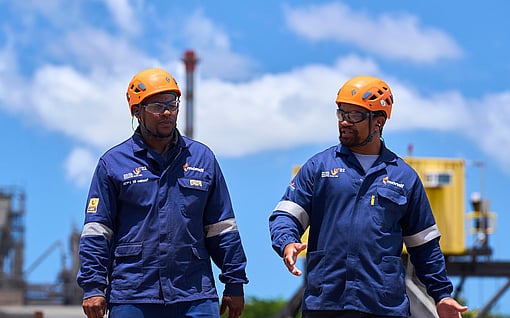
top-left (336, 109), bottom-right (372, 124)
top-left (141, 99), bottom-right (180, 115)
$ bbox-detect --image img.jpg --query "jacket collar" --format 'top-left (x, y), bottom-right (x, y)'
top-left (132, 127), bottom-right (187, 154)
top-left (336, 140), bottom-right (398, 166)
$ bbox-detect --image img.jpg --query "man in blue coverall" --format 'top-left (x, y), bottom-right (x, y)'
top-left (269, 76), bottom-right (468, 318)
top-left (77, 68), bottom-right (248, 318)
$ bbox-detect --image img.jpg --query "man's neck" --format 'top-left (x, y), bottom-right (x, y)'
top-left (349, 139), bottom-right (381, 155)
top-left (142, 129), bottom-right (176, 154)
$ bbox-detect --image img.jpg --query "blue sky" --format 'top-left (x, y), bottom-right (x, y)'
top-left (1, 0), bottom-right (510, 314)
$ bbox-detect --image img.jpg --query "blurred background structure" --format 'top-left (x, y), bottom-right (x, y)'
top-left (0, 186), bottom-right (82, 307)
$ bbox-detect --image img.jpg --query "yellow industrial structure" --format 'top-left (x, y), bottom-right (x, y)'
top-left (403, 157), bottom-right (466, 255)
top-left (295, 156), bottom-right (495, 256)
top-left (404, 156), bottom-right (496, 255)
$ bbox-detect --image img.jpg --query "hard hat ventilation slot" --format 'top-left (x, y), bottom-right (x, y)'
top-left (362, 91), bottom-right (373, 100)
top-left (135, 83), bottom-right (147, 92)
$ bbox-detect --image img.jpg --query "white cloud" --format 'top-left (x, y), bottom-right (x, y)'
top-left (8, 0), bottom-right (84, 29)
top-left (0, 46), bottom-right (27, 111)
top-left (467, 92), bottom-right (510, 171)
top-left (29, 64), bottom-right (132, 149)
top-left (387, 88), bottom-right (471, 131)
top-left (64, 147), bottom-right (98, 188)
top-left (8, 48), bottom-right (510, 185)
top-left (57, 27), bottom-right (157, 74)
top-left (181, 10), bottom-right (258, 80)
top-left (103, 0), bottom-right (140, 34)
top-left (3, 1), bottom-right (510, 187)
top-left (192, 62), bottom-right (342, 156)
top-left (284, 2), bottom-right (463, 63)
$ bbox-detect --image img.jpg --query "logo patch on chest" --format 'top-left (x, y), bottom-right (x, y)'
top-left (321, 167), bottom-right (345, 178)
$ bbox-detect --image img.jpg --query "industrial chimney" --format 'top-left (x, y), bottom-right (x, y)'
top-left (182, 50), bottom-right (198, 138)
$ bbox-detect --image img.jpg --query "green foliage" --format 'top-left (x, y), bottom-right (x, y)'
top-left (460, 311), bottom-right (510, 318)
top-left (455, 296), bottom-right (510, 318)
top-left (221, 297), bottom-right (288, 318)
top-left (220, 296), bottom-right (510, 318)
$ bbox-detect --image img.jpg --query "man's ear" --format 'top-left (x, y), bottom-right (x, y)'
top-left (377, 117), bottom-right (387, 127)
top-left (132, 105), bottom-right (140, 117)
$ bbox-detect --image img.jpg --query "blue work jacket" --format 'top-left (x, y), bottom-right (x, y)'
top-left (269, 142), bottom-right (453, 316)
top-left (77, 129), bottom-right (248, 304)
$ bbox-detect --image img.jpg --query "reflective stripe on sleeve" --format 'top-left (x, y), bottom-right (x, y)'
top-left (204, 218), bottom-right (238, 238)
top-left (403, 224), bottom-right (441, 248)
top-left (81, 222), bottom-right (113, 242)
top-left (273, 200), bottom-right (309, 230)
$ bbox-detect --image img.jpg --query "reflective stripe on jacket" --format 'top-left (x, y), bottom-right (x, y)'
top-left (77, 129), bottom-right (248, 304)
top-left (269, 142), bottom-right (452, 316)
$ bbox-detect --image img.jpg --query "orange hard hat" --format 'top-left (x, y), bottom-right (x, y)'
top-left (126, 68), bottom-right (181, 115)
top-left (335, 76), bottom-right (394, 118)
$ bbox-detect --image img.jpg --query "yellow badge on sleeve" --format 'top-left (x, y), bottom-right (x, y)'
top-left (87, 198), bottom-right (99, 213)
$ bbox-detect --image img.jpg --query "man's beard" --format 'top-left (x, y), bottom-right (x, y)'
top-left (339, 128), bottom-right (360, 147)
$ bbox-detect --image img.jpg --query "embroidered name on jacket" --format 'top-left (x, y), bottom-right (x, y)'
top-left (123, 166), bottom-right (148, 180)
top-left (183, 162), bottom-right (205, 173)
top-left (382, 176), bottom-right (405, 188)
top-left (321, 167), bottom-right (345, 178)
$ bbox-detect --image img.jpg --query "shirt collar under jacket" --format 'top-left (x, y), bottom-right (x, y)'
top-left (132, 127), bottom-right (187, 155)
top-left (335, 140), bottom-right (399, 166)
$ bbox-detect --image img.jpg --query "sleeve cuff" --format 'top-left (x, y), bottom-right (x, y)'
top-left (223, 283), bottom-right (244, 296)
top-left (433, 293), bottom-right (453, 304)
top-left (83, 287), bottom-right (106, 300)
top-left (276, 236), bottom-right (300, 257)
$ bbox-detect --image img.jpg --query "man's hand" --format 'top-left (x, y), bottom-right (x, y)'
top-left (220, 295), bottom-right (244, 318)
top-left (283, 242), bottom-right (307, 276)
top-left (436, 297), bottom-right (468, 318)
top-left (82, 296), bottom-right (107, 318)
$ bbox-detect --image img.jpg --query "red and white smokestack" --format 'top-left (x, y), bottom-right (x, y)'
top-left (182, 50), bottom-right (198, 138)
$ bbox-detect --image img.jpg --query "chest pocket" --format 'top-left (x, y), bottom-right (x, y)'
top-left (377, 186), bottom-right (407, 205)
top-left (373, 186), bottom-right (408, 231)
top-left (119, 176), bottom-right (159, 208)
top-left (177, 177), bottom-right (211, 217)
